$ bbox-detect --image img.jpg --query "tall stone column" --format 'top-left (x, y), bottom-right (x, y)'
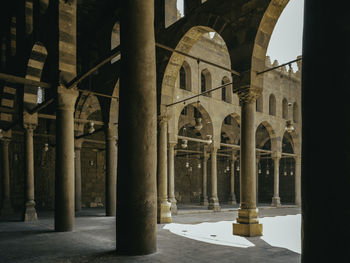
top-left (157, 117), bottom-right (171, 223)
top-left (168, 142), bottom-right (177, 214)
top-left (295, 156), bottom-right (301, 206)
top-left (106, 127), bottom-right (117, 216)
top-left (271, 155), bottom-right (281, 207)
top-left (23, 123), bottom-right (38, 221)
top-left (200, 150), bottom-right (209, 206)
top-left (55, 85), bottom-right (79, 232)
top-left (74, 138), bottom-right (83, 212)
top-left (228, 152), bottom-right (237, 205)
top-left (208, 147), bottom-right (221, 211)
top-left (233, 99), bottom-right (262, 236)
top-left (117, 0), bottom-right (158, 255)
top-left (1, 138), bottom-right (13, 215)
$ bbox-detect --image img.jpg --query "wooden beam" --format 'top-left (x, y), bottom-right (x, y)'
top-left (0, 72), bottom-right (51, 88)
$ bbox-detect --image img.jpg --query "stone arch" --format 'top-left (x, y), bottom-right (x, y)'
top-left (269, 94), bottom-right (276, 116)
top-left (282, 98), bottom-right (288, 119)
top-left (293, 102), bottom-right (298, 123)
top-left (111, 22), bottom-right (120, 64)
top-left (25, 0), bottom-right (33, 35)
top-left (24, 42), bottom-right (48, 111)
top-left (221, 76), bottom-right (232, 103)
top-left (256, 121), bottom-right (278, 152)
top-left (10, 16), bottom-right (16, 56)
top-left (221, 113), bottom-right (240, 145)
top-left (39, 0), bottom-right (49, 14)
top-left (75, 94), bottom-right (102, 134)
top-left (251, 0), bottom-right (290, 94)
top-left (179, 61), bottom-right (191, 91)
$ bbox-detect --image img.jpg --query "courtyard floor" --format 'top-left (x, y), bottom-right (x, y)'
top-left (0, 205), bottom-right (301, 263)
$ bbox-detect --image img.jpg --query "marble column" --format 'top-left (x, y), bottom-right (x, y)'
top-left (106, 127), bottom-right (117, 216)
top-left (117, 0), bottom-right (158, 255)
top-left (271, 156), bottom-right (281, 207)
top-left (55, 85), bottom-right (79, 232)
top-left (256, 154), bottom-right (260, 204)
top-left (200, 150), bottom-right (209, 206)
top-left (168, 142), bottom-right (177, 214)
top-left (208, 147), bottom-right (221, 211)
top-left (295, 156), bottom-right (301, 206)
top-left (233, 99), bottom-right (262, 236)
top-left (228, 152), bottom-right (237, 205)
top-left (157, 117), bottom-right (171, 223)
top-left (74, 139), bottom-right (83, 212)
top-left (23, 123), bottom-right (38, 221)
top-left (1, 138), bottom-right (13, 215)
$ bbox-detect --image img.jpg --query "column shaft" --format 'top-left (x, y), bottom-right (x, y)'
top-left (1, 139), bottom-right (13, 215)
top-left (233, 100), bottom-right (262, 236)
top-left (157, 118), bottom-right (171, 223)
top-left (168, 143), bottom-right (177, 213)
top-left (295, 156), bottom-right (301, 206)
top-left (208, 148), bottom-right (220, 211)
top-left (228, 153), bottom-right (236, 205)
top-left (117, 0), bottom-right (157, 255)
top-left (200, 152), bottom-right (209, 206)
top-left (23, 124), bottom-right (37, 221)
top-left (256, 156), bottom-right (259, 204)
top-left (74, 141), bottom-right (82, 212)
top-left (55, 86), bottom-right (78, 232)
top-left (106, 127), bottom-right (117, 216)
top-left (271, 157), bottom-right (281, 207)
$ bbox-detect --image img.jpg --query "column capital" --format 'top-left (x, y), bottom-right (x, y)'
top-left (168, 141), bottom-right (177, 148)
top-left (57, 85), bottom-right (79, 111)
top-left (295, 155), bottom-right (302, 165)
top-left (233, 71), bottom-right (262, 104)
top-left (158, 115), bottom-right (168, 124)
top-left (271, 152), bottom-right (282, 160)
top-left (23, 123), bottom-right (37, 132)
top-left (74, 138), bottom-right (83, 149)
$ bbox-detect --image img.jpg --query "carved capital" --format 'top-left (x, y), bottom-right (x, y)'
top-left (233, 70), bottom-right (262, 104)
top-left (57, 84), bottom-right (79, 111)
top-left (23, 123), bottom-right (37, 133)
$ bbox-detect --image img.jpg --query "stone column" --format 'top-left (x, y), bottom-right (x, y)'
top-left (74, 138), bottom-right (83, 212)
top-left (106, 127), bottom-right (117, 216)
top-left (1, 138), bottom-right (13, 215)
top-left (295, 156), bottom-right (301, 206)
top-left (117, 0), bottom-right (158, 255)
top-left (168, 142), bottom-right (177, 214)
top-left (208, 147), bottom-right (221, 211)
top-left (228, 152), bottom-right (237, 205)
top-left (55, 85), bottom-right (79, 232)
top-left (23, 123), bottom-right (38, 221)
top-left (200, 150), bottom-right (209, 206)
top-left (271, 155), bottom-right (281, 207)
top-left (157, 117), bottom-right (171, 223)
top-left (233, 99), bottom-right (262, 236)
top-left (256, 154), bottom-right (260, 204)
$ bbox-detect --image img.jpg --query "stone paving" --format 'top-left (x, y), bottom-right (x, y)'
top-left (0, 206), bottom-right (301, 263)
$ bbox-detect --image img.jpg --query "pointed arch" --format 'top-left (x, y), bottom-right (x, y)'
top-left (269, 94), bottom-right (276, 116)
top-left (179, 61), bottom-right (191, 91)
top-left (221, 76), bottom-right (232, 103)
top-left (201, 68), bottom-right (211, 97)
top-left (282, 98), bottom-right (288, 119)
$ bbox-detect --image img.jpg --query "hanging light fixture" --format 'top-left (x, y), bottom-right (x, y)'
top-left (185, 161), bottom-right (189, 168)
top-left (266, 159), bottom-right (270, 175)
top-left (189, 166), bottom-right (192, 172)
top-left (290, 158), bottom-right (294, 175)
top-left (206, 134), bottom-right (212, 144)
top-left (285, 120), bottom-right (295, 133)
top-left (284, 157), bottom-right (287, 176)
top-left (44, 143), bottom-right (49, 152)
top-left (88, 121), bottom-right (95, 134)
top-left (194, 117), bottom-right (203, 131)
top-left (197, 163), bottom-right (201, 169)
top-left (258, 160), bottom-right (262, 174)
top-left (0, 129), bottom-right (3, 139)
top-left (181, 139), bottom-right (188, 149)
top-left (236, 161), bottom-right (240, 171)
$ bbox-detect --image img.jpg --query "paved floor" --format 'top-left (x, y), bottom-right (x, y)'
top-left (0, 206), bottom-right (301, 263)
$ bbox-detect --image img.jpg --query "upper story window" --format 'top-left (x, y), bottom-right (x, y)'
top-left (221, 77), bottom-right (232, 103)
top-left (256, 96), bottom-right (263, 112)
top-left (293, 102), bottom-right (298, 123)
top-left (224, 116), bottom-right (232, 125)
top-left (269, 94), bottom-right (276, 116)
top-left (201, 69), bottom-right (211, 97)
top-left (180, 66), bottom-right (186, 90)
top-left (282, 98), bottom-right (288, 119)
top-left (179, 61), bottom-right (191, 91)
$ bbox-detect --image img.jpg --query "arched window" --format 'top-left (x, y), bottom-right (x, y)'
top-left (111, 22), bottom-right (120, 64)
top-left (256, 95), bottom-right (263, 112)
top-left (269, 94), bottom-right (276, 116)
top-left (221, 77), bottom-right (232, 103)
top-left (201, 69), bottom-right (211, 97)
top-left (293, 102), bottom-right (298, 123)
top-left (180, 66), bottom-right (186, 90)
top-left (282, 98), bottom-right (288, 119)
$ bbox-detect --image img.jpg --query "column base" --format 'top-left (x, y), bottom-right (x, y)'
top-left (200, 195), bottom-right (208, 206)
top-left (169, 198), bottom-right (177, 215)
top-left (233, 208), bottom-right (262, 236)
top-left (208, 197), bottom-right (221, 211)
top-left (271, 197), bottom-right (281, 207)
top-left (227, 194), bottom-right (237, 205)
top-left (157, 200), bottom-right (172, 224)
top-left (1, 198), bottom-right (14, 216)
top-left (23, 201), bottom-right (38, 221)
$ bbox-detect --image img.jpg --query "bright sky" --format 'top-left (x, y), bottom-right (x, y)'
top-left (177, 0), bottom-right (304, 70)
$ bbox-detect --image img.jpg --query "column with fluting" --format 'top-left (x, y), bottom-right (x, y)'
top-left (271, 154), bottom-right (281, 207)
top-left (157, 116), bottom-right (171, 223)
top-left (233, 98), bottom-right (262, 236)
top-left (23, 123), bottom-right (38, 221)
top-left (168, 142), bottom-right (177, 214)
top-left (105, 126), bottom-right (117, 216)
top-left (117, 0), bottom-right (158, 255)
top-left (208, 147), bottom-right (221, 211)
top-left (228, 152), bottom-right (237, 205)
top-left (200, 149), bottom-right (209, 206)
top-left (55, 85), bottom-right (79, 232)
top-left (74, 138), bottom-right (83, 212)
top-left (1, 138), bottom-right (13, 215)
